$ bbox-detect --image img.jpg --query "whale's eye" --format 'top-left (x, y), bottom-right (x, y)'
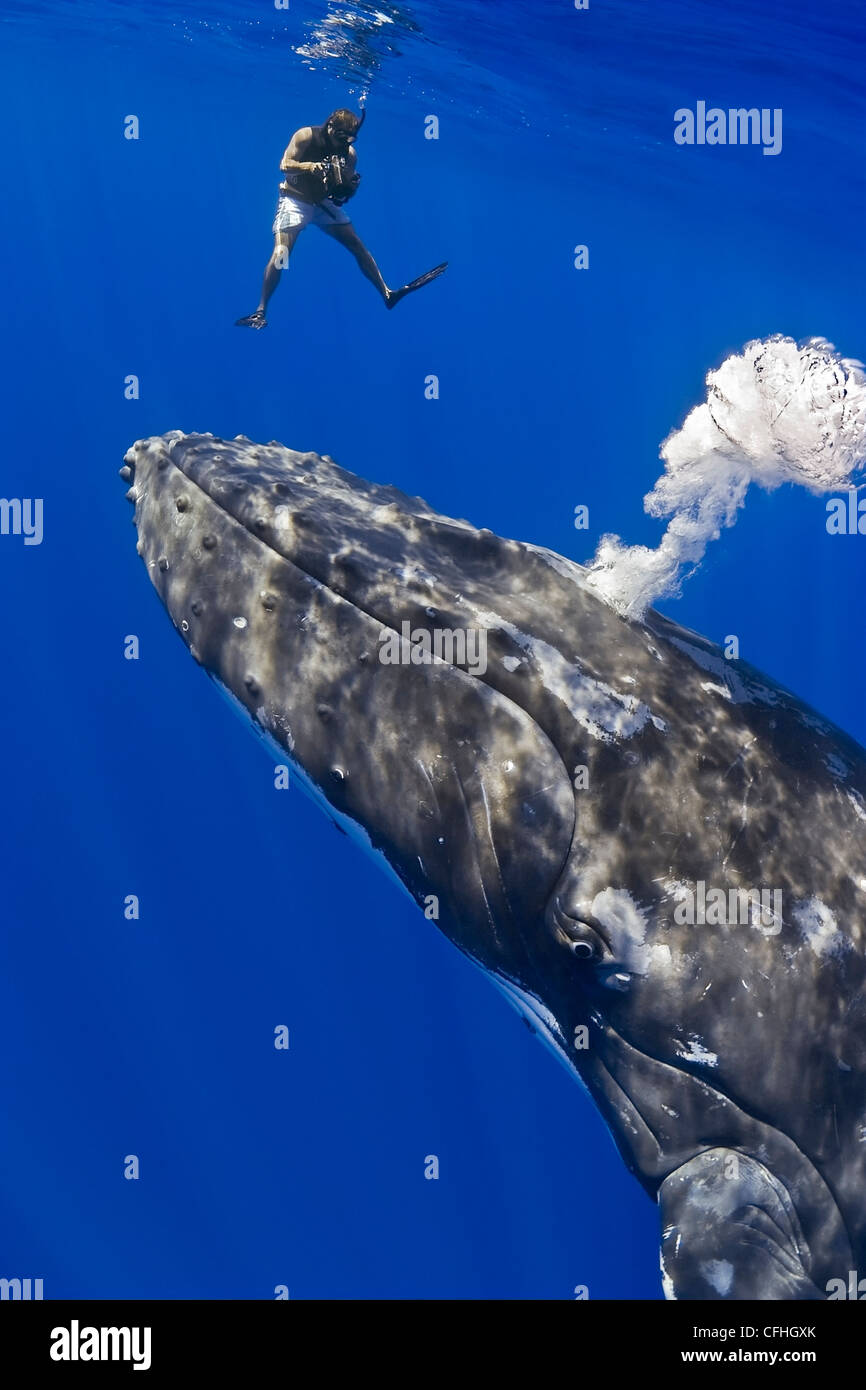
top-left (547, 901), bottom-right (609, 963)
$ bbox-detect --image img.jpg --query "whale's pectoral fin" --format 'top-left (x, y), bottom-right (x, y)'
top-left (658, 1149), bottom-right (826, 1300)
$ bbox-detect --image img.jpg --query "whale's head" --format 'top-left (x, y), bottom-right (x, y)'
top-left (121, 433), bottom-right (579, 993)
top-left (122, 433), bottom-right (866, 1214)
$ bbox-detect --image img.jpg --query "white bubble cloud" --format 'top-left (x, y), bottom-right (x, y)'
top-left (586, 336), bottom-right (866, 618)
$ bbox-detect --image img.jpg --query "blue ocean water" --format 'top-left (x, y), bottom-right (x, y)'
top-left (0, 0), bottom-right (863, 1300)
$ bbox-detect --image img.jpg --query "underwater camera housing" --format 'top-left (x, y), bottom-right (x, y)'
top-left (323, 154), bottom-right (358, 205)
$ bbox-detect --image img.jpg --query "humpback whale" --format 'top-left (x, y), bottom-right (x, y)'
top-left (120, 431), bottom-right (866, 1300)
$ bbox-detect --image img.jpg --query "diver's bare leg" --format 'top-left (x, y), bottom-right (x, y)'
top-left (324, 222), bottom-right (448, 309)
top-left (236, 228), bottom-right (300, 328)
top-left (323, 222), bottom-right (390, 300)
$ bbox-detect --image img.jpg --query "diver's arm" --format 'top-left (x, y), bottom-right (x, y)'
top-left (280, 128), bottom-right (323, 177)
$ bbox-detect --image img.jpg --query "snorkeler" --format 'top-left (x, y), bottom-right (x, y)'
top-left (235, 108), bottom-right (447, 329)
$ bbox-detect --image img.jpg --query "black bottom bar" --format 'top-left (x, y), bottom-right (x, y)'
top-left (0, 1297), bottom-right (860, 1377)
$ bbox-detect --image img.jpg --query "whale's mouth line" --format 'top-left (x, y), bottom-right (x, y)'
top-left (590, 1011), bottom-right (845, 1200)
top-left (588, 1018), bottom-right (766, 1183)
top-left (593, 1022), bottom-right (858, 1266)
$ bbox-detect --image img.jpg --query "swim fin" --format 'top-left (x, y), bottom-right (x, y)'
top-left (235, 310), bottom-right (268, 329)
top-left (386, 262), bottom-right (448, 309)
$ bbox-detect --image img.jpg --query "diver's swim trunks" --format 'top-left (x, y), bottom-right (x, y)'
top-left (272, 193), bottom-right (351, 233)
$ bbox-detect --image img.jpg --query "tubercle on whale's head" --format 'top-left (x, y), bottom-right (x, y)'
top-left (120, 432), bottom-right (583, 992)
